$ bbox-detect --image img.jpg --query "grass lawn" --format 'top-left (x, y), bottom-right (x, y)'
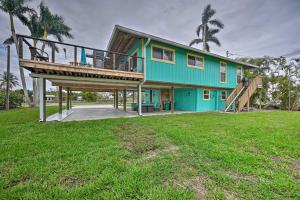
top-left (0, 108), bottom-right (299, 199)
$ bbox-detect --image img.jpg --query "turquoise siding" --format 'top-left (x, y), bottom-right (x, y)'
top-left (174, 88), bottom-right (197, 111)
top-left (144, 90), bottom-right (160, 109)
top-left (145, 41), bottom-right (237, 89)
top-left (126, 39), bottom-right (143, 73)
top-left (174, 88), bottom-right (229, 111)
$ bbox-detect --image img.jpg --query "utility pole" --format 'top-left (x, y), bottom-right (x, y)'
top-left (6, 45), bottom-right (10, 110)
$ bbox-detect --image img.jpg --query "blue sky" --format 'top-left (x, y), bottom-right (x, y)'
top-left (1, 0), bottom-right (300, 90)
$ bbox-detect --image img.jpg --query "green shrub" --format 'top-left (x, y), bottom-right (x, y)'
top-left (0, 90), bottom-right (24, 110)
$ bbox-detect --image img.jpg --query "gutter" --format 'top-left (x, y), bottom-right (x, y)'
top-left (141, 37), bottom-right (151, 85)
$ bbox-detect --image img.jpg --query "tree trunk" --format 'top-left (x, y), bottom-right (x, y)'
top-left (41, 30), bottom-right (47, 51)
top-left (10, 14), bottom-right (32, 107)
top-left (202, 24), bottom-right (206, 51)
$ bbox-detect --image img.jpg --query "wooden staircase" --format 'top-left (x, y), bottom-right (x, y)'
top-left (225, 76), bottom-right (262, 112)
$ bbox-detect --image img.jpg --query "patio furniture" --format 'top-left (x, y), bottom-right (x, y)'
top-left (29, 47), bottom-right (49, 62)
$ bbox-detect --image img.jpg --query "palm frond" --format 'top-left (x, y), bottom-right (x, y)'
top-left (196, 24), bottom-right (203, 37)
top-left (209, 19), bottom-right (224, 29)
top-left (207, 36), bottom-right (221, 47)
top-left (3, 35), bottom-right (14, 45)
top-left (202, 4), bottom-right (216, 24)
top-left (189, 38), bottom-right (203, 46)
top-left (207, 28), bottom-right (220, 36)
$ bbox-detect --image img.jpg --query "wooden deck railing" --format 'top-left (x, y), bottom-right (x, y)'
top-left (16, 34), bottom-right (144, 74)
top-left (237, 76), bottom-right (262, 112)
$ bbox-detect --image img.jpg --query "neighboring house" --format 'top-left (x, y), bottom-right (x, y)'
top-left (17, 25), bottom-right (261, 121)
top-left (45, 94), bottom-right (55, 102)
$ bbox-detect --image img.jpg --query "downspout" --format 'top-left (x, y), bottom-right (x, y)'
top-left (138, 38), bottom-right (151, 116)
top-left (142, 37), bottom-right (151, 84)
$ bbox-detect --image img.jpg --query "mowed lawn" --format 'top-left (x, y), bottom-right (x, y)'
top-left (0, 108), bottom-right (299, 199)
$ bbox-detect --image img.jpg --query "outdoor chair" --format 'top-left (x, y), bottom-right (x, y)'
top-left (29, 47), bottom-right (49, 62)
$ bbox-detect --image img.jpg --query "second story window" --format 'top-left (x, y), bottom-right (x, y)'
top-left (187, 53), bottom-right (204, 69)
top-left (151, 45), bottom-right (175, 64)
top-left (220, 62), bottom-right (227, 83)
top-left (203, 89), bottom-right (210, 100)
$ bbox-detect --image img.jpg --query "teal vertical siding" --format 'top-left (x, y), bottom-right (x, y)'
top-left (173, 88), bottom-right (230, 111)
top-left (174, 88), bottom-right (197, 111)
top-left (126, 39), bottom-right (143, 73)
top-left (145, 41), bottom-right (237, 89)
top-left (144, 89), bottom-right (160, 109)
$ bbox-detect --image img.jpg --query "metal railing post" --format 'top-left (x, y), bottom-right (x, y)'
top-left (113, 53), bottom-right (116, 70)
top-left (74, 46), bottom-right (77, 65)
top-left (51, 42), bottom-right (55, 63)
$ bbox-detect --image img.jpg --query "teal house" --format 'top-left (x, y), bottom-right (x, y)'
top-left (107, 25), bottom-right (259, 112)
top-left (108, 25), bottom-right (257, 111)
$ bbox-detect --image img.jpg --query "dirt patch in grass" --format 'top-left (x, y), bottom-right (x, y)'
top-left (222, 170), bottom-right (258, 183)
top-left (290, 160), bottom-right (300, 171)
top-left (59, 176), bottom-right (85, 188)
top-left (271, 156), bottom-right (282, 162)
top-left (6, 176), bottom-right (30, 188)
top-left (143, 144), bottom-right (179, 160)
top-left (114, 123), bottom-right (160, 153)
top-left (175, 176), bottom-right (209, 200)
top-left (223, 189), bottom-right (240, 200)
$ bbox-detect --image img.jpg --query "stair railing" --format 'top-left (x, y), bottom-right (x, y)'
top-left (237, 76), bottom-right (262, 112)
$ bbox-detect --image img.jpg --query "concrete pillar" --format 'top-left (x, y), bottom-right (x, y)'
top-left (171, 86), bottom-right (174, 113)
top-left (123, 89), bottom-right (127, 111)
top-left (115, 90), bottom-right (118, 109)
top-left (38, 77), bottom-right (46, 122)
top-left (138, 84), bottom-right (142, 116)
top-left (69, 90), bottom-right (72, 109)
top-left (58, 86), bottom-right (62, 114)
top-left (66, 88), bottom-right (70, 110)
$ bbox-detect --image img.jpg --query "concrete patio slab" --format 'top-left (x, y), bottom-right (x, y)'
top-left (46, 104), bottom-right (198, 122)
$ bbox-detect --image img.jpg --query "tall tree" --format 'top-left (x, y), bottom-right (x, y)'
top-left (190, 4), bottom-right (224, 52)
top-left (0, 72), bottom-right (19, 90)
top-left (0, 0), bottom-right (34, 106)
top-left (38, 1), bottom-right (73, 51)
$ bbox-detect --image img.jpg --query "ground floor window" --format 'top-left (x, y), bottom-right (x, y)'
top-left (221, 90), bottom-right (227, 100)
top-left (203, 89), bottom-right (210, 100)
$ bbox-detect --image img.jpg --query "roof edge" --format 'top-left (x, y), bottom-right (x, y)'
top-left (107, 25), bottom-right (259, 69)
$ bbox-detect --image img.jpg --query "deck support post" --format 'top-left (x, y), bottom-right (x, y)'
top-left (123, 89), bottom-right (127, 111)
top-left (38, 77), bottom-right (46, 122)
top-left (138, 83), bottom-right (142, 116)
top-left (171, 86), bottom-right (174, 113)
top-left (69, 90), bottom-right (72, 109)
top-left (115, 89), bottom-right (118, 109)
top-left (66, 88), bottom-right (70, 110)
top-left (58, 86), bottom-right (62, 115)
top-left (132, 91), bottom-right (135, 104)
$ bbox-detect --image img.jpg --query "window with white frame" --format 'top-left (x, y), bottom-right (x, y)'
top-left (203, 89), bottom-right (210, 100)
top-left (187, 53), bottom-right (204, 68)
top-left (220, 62), bottom-right (227, 83)
top-left (152, 45), bottom-right (175, 63)
top-left (237, 66), bottom-right (243, 82)
top-left (221, 90), bottom-right (227, 100)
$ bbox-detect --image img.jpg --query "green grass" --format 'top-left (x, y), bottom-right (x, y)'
top-left (0, 108), bottom-right (299, 199)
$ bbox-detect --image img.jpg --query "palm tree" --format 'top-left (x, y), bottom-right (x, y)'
top-left (0, 72), bottom-right (19, 90)
top-left (189, 4), bottom-right (224, 52)
top-left (0, 0), bottom-right (34, 106)
top-left (38, 1), bottom-right (73, 51)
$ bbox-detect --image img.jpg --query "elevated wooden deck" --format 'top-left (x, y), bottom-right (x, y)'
top-left (20, 59), bottom-right (144, 81)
